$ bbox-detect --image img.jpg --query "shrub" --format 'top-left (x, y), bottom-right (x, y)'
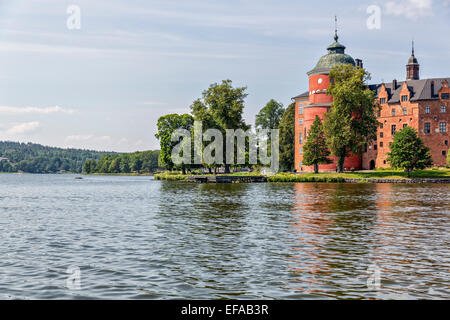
top-left (154, 173), bottom-right (188, 181)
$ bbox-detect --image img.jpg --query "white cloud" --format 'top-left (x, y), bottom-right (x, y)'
top-left (0, 105), bottom-right (75, 115)
top-left (385, 0), bottom-right (434, 19)
top-left (6, 122), bottom-right (40, 135)
top-left (65, 135), bottom-right (94, 142)
top-left (140, 101), bottom-right (166, 106)
top-left (63, 134), bottom-right (147, 152)
top-left (65, 135), bottom-right (111, 143)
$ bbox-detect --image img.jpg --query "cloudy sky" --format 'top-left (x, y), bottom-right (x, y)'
top-left (0, 0), bottom-right (449, 152)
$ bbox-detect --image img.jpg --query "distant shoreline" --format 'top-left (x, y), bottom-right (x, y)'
top-left (83, 173), bottom-right (154, 176)
top-left (0, 172), bottom-right (155, 176)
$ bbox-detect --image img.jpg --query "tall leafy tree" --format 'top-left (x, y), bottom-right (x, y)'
top-left (255, 99), bottom-right (285, 130)
top-left (131, 156), bottom-right (143, 173)
top-left (83, 159), bottom-right (97, 174)
top-left (278, 103), bottom-right (295, 171)
top-left (386, 126), bottom-right (432, 177)
top-left (109, 158), bottom-right (121, 173)
top-left (324, 65), bottom-right (380, 172)
top-left (120, 155), bottom-right (131, 173)
top-left (191, 80), bottom-right (249, 173)
top-left (96, 154), bottom-right (113, 173)
top-left (141, 150), bottom-right (160, 172)
top-left (303, 115), bottom-right (331, 173)
top-left (155, 113), bottom-right (194, 171)
top-left (191, 98), bottom-right (218, 173)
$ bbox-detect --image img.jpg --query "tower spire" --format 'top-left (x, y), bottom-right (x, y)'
top-left (334, 15), bottom-right (338, 41)
top-left (406, 40), bottom-right (419, 80)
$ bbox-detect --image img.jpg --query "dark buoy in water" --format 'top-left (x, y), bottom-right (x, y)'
top-left (75, 177), bottom-right (83, 180)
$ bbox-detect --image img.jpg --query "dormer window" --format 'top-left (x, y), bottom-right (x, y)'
top-left (380, 98), bottom-right (386, 104)
top-left (401, 95), bottom-right (408, 102)
top-left (442, 93), bottom-right (449, 100)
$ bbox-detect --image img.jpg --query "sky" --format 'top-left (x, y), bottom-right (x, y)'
top-left (0, 0), bottom-right (449, 152)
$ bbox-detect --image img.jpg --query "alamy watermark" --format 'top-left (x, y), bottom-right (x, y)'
top-left (366, 264), bottom-right (381, 290)
top-left (367, 5), bottom-right (382, 30)
top-left (67, 5), bottom-right (81, 30)
top-left (171, 121), bottom-right (279, 173)
top-left (66, 265), bottom-right (81, 290)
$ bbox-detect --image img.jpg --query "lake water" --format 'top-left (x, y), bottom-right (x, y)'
top-left (0, 174), bottom-right (448, 299)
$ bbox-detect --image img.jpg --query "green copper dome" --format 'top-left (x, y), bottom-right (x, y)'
top-left (307, 34), bottom-right (355, 75)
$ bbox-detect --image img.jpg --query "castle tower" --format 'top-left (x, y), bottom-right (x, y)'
top-left (299, 19), bottom-right (363, 172)
top-left (406, 41), bottom-right (420, 80)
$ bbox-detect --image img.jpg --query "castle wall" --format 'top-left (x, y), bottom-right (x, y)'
top-left (362, 82), bottom-right (449, 168)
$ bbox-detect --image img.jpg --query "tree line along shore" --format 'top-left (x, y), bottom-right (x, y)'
top-left (0, 141), bottom-right (161, 175)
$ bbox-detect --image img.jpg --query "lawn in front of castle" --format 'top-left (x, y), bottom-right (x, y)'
top-left (154, 167), bottom-right (450, 182)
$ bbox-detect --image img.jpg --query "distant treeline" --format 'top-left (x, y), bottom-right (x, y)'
top-left (0, 141), bottom-right (109, 173)
top-left (83, 150), bottom-right (160, 174)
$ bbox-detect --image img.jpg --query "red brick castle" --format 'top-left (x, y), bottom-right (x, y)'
top-left (293, 32), bottom-right (449, 172)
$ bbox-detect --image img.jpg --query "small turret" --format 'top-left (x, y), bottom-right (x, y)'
top-left (406, 41), bottom-right (420, 80)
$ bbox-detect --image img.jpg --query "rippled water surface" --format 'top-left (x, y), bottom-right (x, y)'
top-left (0, 174), bottom-right (449, 299)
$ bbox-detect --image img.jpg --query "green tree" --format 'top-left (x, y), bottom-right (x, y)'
top-left (155, 114), bottom-right (194, 171)
top-left (447, 152), bottom-right (450, 167)
top-left (191, 80), bottom-right (249, 173)
top-left (83, 159), bottom-right (97, 174)
top-left (131, 157), bottom-right (143, 173)
top-left (386, 126), bottom-right (432, 177)
top-left (109, 158), bottom-right (121, 173)
top-left (278, 103), bottom-right (295, 171)
top-left (303, 115), bottom-right (331, 173)
top-left (120, 155), bottom-right (131, 173)
top-left (324, 65), bottom-right (380, 173)
top-left (141, 150), bottom-right (159, 172)
top-left (255, 99), bottom-right (285, 131)
top-left (96, 154), bottom-right (113, 173)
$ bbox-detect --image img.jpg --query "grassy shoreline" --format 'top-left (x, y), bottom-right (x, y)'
top-left (154, 168), bottom-right (450, 183)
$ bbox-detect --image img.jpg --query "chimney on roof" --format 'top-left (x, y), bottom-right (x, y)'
top-left (355, 59), bottom-right (363, 68)
top-left (392, 79), bottom-right (398, 90)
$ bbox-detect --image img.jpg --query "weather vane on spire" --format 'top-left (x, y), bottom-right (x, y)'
top-left (334, 15), bottom-right (338, 41)
top-left (412, 39), bottom-right (415, 56)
